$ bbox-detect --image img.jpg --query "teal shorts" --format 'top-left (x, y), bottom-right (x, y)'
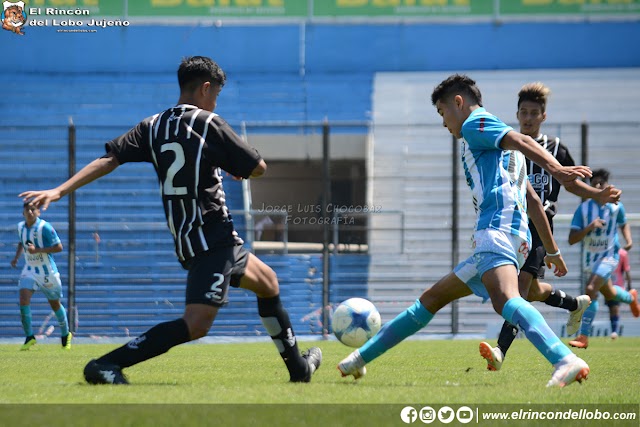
top-left (18, 270), bottom-right (63, 301)
top-left (454, 229), bottom-right (530, 302)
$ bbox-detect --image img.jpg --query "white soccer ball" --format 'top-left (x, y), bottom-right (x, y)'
top-left (332, 298), bottom-right (381, 348)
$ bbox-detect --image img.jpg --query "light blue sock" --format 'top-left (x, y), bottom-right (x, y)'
top-left (359, 299), bottom-right (433, 363)
top-left (54, 305), bottom-right (69, 337)
top-left (502, 297), bottom-right (571, 365)
top-left (613, 288), bottom-right (633, 304)
top-left (20, 305), bottom-right (33, 337)
top-left (580, 300), bottom-right (599, 336)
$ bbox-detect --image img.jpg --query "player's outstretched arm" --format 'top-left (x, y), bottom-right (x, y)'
top-left (564, 180), bottom-right (621, 205)
top-left (501, 131), bottom-right (592, 185)
top-left (19, 153), bottom-right (120, 211)
top-left (526, 182), bottom-right (567, 276)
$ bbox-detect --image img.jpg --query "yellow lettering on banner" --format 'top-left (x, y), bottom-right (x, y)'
top-left (338, 0), bottom-right (467, 6)
top-left (31, 0), bottom-right (98, 5)
top-left (187, 0), bottom-right (214, 6)
top-left (152, 0), bottom-right (182, 6)
top-left (399, 0), bottom-right (450, 5)
top-left (337, 0), bottom-right (369, 6)
top-left (151, 0), bottom-right (284, 6)
top-left (235, 0), bottom-right (263, 5)
top-left (559, 0), bottom-right (585, 5)
top-left (47, 0), bottom-right (78, 5)
top-left (372, 0), bottom-right (400, 6)
top-left (522, 0), bottom-right (553, 5)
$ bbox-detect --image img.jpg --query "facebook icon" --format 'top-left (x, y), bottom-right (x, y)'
top-left (400, 406), bottom-right (418, 424)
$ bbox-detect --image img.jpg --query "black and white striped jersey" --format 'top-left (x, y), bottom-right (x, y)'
top-left (526, 134), bottom-right (575, 224)
top-left (106, 104), bottom-right (261, 266)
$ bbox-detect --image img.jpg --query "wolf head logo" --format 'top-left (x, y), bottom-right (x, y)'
top-left (2, 1), bottom-right (26, 36)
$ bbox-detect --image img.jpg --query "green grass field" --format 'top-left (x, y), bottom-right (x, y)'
top-left (1, 337), bottom-right (639, 426)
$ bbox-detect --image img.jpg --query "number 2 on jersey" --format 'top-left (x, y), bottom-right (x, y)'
top-left (161, 143), bottom-right (188, 196)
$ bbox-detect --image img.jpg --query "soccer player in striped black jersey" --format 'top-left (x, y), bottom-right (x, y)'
top-left (20, 56), bottom-right (321, 384)
top-left (10, 203), bottom-right (72, 350)
top-left (568, 169), bottom-right (638, 349)
top-left (338, 74), bottom-right (590, 387)
top-left (480, 83), bottom-right (621, 371)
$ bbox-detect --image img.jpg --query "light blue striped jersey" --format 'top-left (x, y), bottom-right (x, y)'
top-left (571, 200), bottom-right (626, 267)
top-left (460, 108), bottom-right (529, 241)
top-left (17, 218), bottom-right (61, 275)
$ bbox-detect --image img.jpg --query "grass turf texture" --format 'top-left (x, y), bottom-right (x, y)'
top-left (1, 338), bottom-right (638, 426)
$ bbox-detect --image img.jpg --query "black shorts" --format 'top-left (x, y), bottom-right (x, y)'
top-left (605, 299), bottom-right (620, 308)
top-left (520, 243), bottom-right (546, 279)
top-left (185, 245), bottom-right (250, 307)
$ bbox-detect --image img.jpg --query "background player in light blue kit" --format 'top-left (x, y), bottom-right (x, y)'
top-left (606, 248), bottom-right (632, 339)
top-left (338, 74), bottom-right (591, 387)
top-left (10, 203), bottom-right (72, 350)
top-left (568, 169), bottom-right (638, 349)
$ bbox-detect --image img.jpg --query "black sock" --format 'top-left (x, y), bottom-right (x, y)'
top-left (257, 295), bottom-right (307, 380)
top-left (497, 321), bottom-right (518, 356)
top-left (97, 318), bottom-right (190, 369)
top-left (543, 289), bottom-right (578, 311)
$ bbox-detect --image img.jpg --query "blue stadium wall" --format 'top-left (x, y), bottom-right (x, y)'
top-left (5, 22), bottom-right (639, 74)
top-left (1, 21), bottom-right (638, 338)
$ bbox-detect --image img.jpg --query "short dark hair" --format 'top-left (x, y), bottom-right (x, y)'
top-left (431, 74), bottom-right (483, 107)
top-left (592, 168), bottom-right (610, 182)
top-left (177, 56), bottom-right (226, 93)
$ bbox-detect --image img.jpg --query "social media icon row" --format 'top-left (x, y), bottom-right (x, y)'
top-left (400, 406), bottom-right (474, 424)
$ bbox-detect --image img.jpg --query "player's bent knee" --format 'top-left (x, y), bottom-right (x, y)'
top-left (183, 305), bottom-right (218, 340)
top-left (491, 299), bottom-right (508, 316)
top-left (183, 317), bottom-right (213, 340)
top-left (262, 267), bottom-right (280, 295)
top-left (526, 287), bottom-right (543, 302)
top-left (251, 263), bottom-right (280, 297)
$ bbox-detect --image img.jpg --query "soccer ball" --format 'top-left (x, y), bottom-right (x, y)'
top-left (332, 298), bottom-right (381, 348)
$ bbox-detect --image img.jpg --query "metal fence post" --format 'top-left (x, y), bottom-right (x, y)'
top-left (580, 122), bottom-right (589, 292)
top-left (67, 118), bottom-right (77, 333)
top-left (322, 119), bottom-right (331, 336)
top-left (451, 135), bottom-right (459, 335)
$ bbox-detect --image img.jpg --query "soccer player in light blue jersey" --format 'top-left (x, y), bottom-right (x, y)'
top-left (338, 74), bottom-right (591, 387)
top-left (10, 203), bottom-right (72, 350)
top-left (479, 82), bottom-right (621, 372)
top-left (568, 169), bottom-right (637, 349)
